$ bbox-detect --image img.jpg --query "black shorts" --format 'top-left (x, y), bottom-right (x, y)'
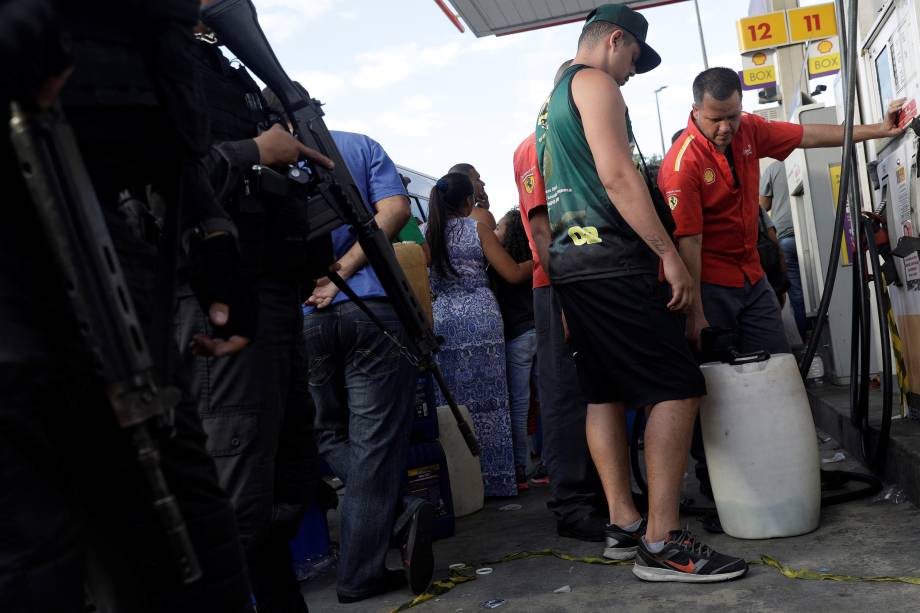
top-left (554, 274), bottom-right (706, 409)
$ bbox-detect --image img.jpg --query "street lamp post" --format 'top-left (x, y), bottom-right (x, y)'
top-left (693, 0), bottom-right (709, 69)
top-left (654, 85), bottom-right (668, 159)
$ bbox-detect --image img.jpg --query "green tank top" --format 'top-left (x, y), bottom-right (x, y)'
top-left (535, 64), bottom-right (658, 284)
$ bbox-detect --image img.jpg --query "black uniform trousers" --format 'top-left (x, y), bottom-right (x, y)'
top-left (532, 286), bottom-right (604, 523)
top-left (175, 279), bottom-right (319, 613)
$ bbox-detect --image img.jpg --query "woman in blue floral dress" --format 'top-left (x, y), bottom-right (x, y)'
top-left (423, 173), bottom-right (532, 497)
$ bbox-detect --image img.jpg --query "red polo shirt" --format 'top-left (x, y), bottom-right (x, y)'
top-left (513, 133), bottom-right (550, 289)
top-left (658, 112), bottom-right (803, 287)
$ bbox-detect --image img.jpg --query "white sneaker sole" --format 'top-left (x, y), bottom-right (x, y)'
top-left (632, 563), bottom-right (748, 583)
top-left (603, 545), bottom-right (638, 560)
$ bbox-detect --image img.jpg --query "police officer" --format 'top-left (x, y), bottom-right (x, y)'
top-left (0, 2), bottom-right (254, 611)
top-left (174, 30), bottom-right (334, 613)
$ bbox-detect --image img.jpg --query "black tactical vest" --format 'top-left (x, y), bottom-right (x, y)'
top-left (191, 40), bottom-right (313, 280)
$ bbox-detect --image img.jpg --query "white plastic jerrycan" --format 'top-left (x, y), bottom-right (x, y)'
top-left (437, 404), bottom-right (484, 517)
top-left (700, 351), bottom-right (821, 539)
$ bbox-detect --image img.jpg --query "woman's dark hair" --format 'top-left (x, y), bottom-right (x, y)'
top-left (425, 172), bottom-right (474, 278)
top-left (499, 209), bottom-right (531, 263)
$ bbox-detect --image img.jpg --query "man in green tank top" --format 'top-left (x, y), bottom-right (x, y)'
top-left (535, 4), bottom-right (747, 583)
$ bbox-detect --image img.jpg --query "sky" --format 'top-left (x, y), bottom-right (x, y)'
top-left (250, 0), bottom-right (836, 221)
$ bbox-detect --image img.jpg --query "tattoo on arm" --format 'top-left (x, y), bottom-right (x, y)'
top-left (645, 235), bottom-right (669, 255)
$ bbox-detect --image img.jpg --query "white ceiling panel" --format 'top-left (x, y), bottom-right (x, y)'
top-left (447, 0), bottom-right (691, 37)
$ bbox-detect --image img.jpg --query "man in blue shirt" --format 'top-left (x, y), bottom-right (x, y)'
top-left (301, 130), bottom-right (435, 603)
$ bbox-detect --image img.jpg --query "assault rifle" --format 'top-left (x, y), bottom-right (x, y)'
top-left (9, 104), bottom-right (201, 584)
top-left (201, 0), bottom-right (480, 456)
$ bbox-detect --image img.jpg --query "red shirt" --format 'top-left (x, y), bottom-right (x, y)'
top-left (513, 133), bottom-right (550, 289)
top-left (658, 112), bottom-right (803, 287)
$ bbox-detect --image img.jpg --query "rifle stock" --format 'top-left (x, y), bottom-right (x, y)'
top-left (201, 0), bottom-right (480, 456)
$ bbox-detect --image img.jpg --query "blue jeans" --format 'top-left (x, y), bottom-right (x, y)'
top-left (303, 300), bottom-right (417, 597)
top-left (779, 235), bottom-right (806, 339)
top-left (701, 276), bottom-right (790, 354)
top-left (505, 328), bottom-right (537, 471)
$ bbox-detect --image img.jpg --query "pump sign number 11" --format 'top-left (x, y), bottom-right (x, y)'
top-left (788, 3), bottom-right (837, 43)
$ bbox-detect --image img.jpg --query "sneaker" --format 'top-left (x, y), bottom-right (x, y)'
top-left (633, 529), bottom-right (748, 583)
top-left (528, 462), bottom-right (550, 485)
top-left (603, 518), bottom-right (645, 560)
top-left (516, 466), bottom-right (530, 491)
top-left (556, 512), bottom-right (606, 542)
top-left (400, 501), bottom-right (435, 594)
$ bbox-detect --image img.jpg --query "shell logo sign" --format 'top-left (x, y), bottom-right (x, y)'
top-left (740, 50), bottom-right (777, 91)
top-left (808, 36), bottom-right (840, 78)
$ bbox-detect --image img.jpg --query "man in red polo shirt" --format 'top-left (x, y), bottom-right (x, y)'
top-left (659, 67), bottom-right (905, 353)
top-left (511, 95), bottom-right (609, 543)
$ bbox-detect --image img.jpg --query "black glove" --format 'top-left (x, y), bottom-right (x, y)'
top-left (1, 0), bottom-right (70, 104)
top-left (188, 233), bottom-right (258, 341)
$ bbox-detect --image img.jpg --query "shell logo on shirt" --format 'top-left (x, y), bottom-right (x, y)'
top-left (703, 168), bottom-right (716, 184)
top-left (522, 171), bottom-right (535, 193)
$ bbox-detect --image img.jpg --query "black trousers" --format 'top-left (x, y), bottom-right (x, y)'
top-left (176, 279), bottom-right (319, 613)
top-left (532, 287), bottom-right (603, 523)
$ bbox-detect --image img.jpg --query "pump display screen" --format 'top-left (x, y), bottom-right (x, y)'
top-left (876, 46), bottom-right (895, 117)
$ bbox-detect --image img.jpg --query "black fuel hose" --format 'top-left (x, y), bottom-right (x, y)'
top-left (792, 0), bottom-right (890, 494)
top-left (798, 0), bottom-right (861, 380)
top-left (858, 215), bottom-right (893, 468)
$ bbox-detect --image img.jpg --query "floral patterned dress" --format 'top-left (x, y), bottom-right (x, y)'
top-left (426, 217), bottom-right (516, 497)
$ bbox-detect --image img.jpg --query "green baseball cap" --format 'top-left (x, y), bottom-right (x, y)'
top-left (584, 4), bottom-right (661, 74)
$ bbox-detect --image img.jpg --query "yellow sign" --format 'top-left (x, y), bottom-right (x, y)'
top-left (742, 64), bottom-right (777, 88)
top-left (828, 163), bottom-right (850, 267)
top-left (737, 11), bottom-right (789, 52)
top-left (788, 3), bottom-right (837, 43)
top-left (807, 37), bottom-right (840, 78)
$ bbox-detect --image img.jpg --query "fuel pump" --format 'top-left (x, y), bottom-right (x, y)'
top-left (859, 0), bottom-right (920, 420)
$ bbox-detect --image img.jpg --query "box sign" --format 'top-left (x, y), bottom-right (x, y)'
top-left (807, 36), bottom-right (840, 78)
top-left (737, 11), bottom-right (789, 52)
top-left (788, 3), bottom-right (838, 43)
top-left (740, 50), bottom-right (777, 90)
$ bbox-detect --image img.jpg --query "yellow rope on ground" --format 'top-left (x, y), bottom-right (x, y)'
top-left (388, 549), bottom-right (920, 612)
top-left (756, 555), bottom-right (920, 585)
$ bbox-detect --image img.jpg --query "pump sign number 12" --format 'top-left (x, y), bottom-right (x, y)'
top-left (737, 11), bottom-right (789, 52)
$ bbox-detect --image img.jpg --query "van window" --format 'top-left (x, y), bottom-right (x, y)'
top-left (396, 165), bottom-right (437, 222)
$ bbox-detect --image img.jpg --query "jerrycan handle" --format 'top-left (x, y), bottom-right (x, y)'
top-left (728, 350), bottom-right (771, 365)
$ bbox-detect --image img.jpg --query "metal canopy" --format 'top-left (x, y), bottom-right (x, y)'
top-left (447, 0), bottom-right (691, 37)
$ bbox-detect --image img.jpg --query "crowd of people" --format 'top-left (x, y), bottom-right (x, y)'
top-left (1, 2), bottom-right (910, 612)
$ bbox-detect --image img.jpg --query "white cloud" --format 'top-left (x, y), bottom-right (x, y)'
top-left (326, 117), bottom-right (373, 135)
top-left (468, 34), bottom-right (523, 53)
top-left (406, 95), bottom-right (435, 111)
top-left (293, 70), bottom-right (347, 105)
top-left (376, 109), bottom-right (445, 139)
top-left (258, 0), bottom-right (344, 43)
top-left (350, 40), bottom-right (469, 89)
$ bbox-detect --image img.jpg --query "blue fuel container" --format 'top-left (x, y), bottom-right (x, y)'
top-left (289, 503), bottom-right (332, 581)
top-left (405, 440), bottom-right (455, 540)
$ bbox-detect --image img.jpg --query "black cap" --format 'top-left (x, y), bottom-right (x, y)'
top-left (584, 4), bottom-right (661, 74)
